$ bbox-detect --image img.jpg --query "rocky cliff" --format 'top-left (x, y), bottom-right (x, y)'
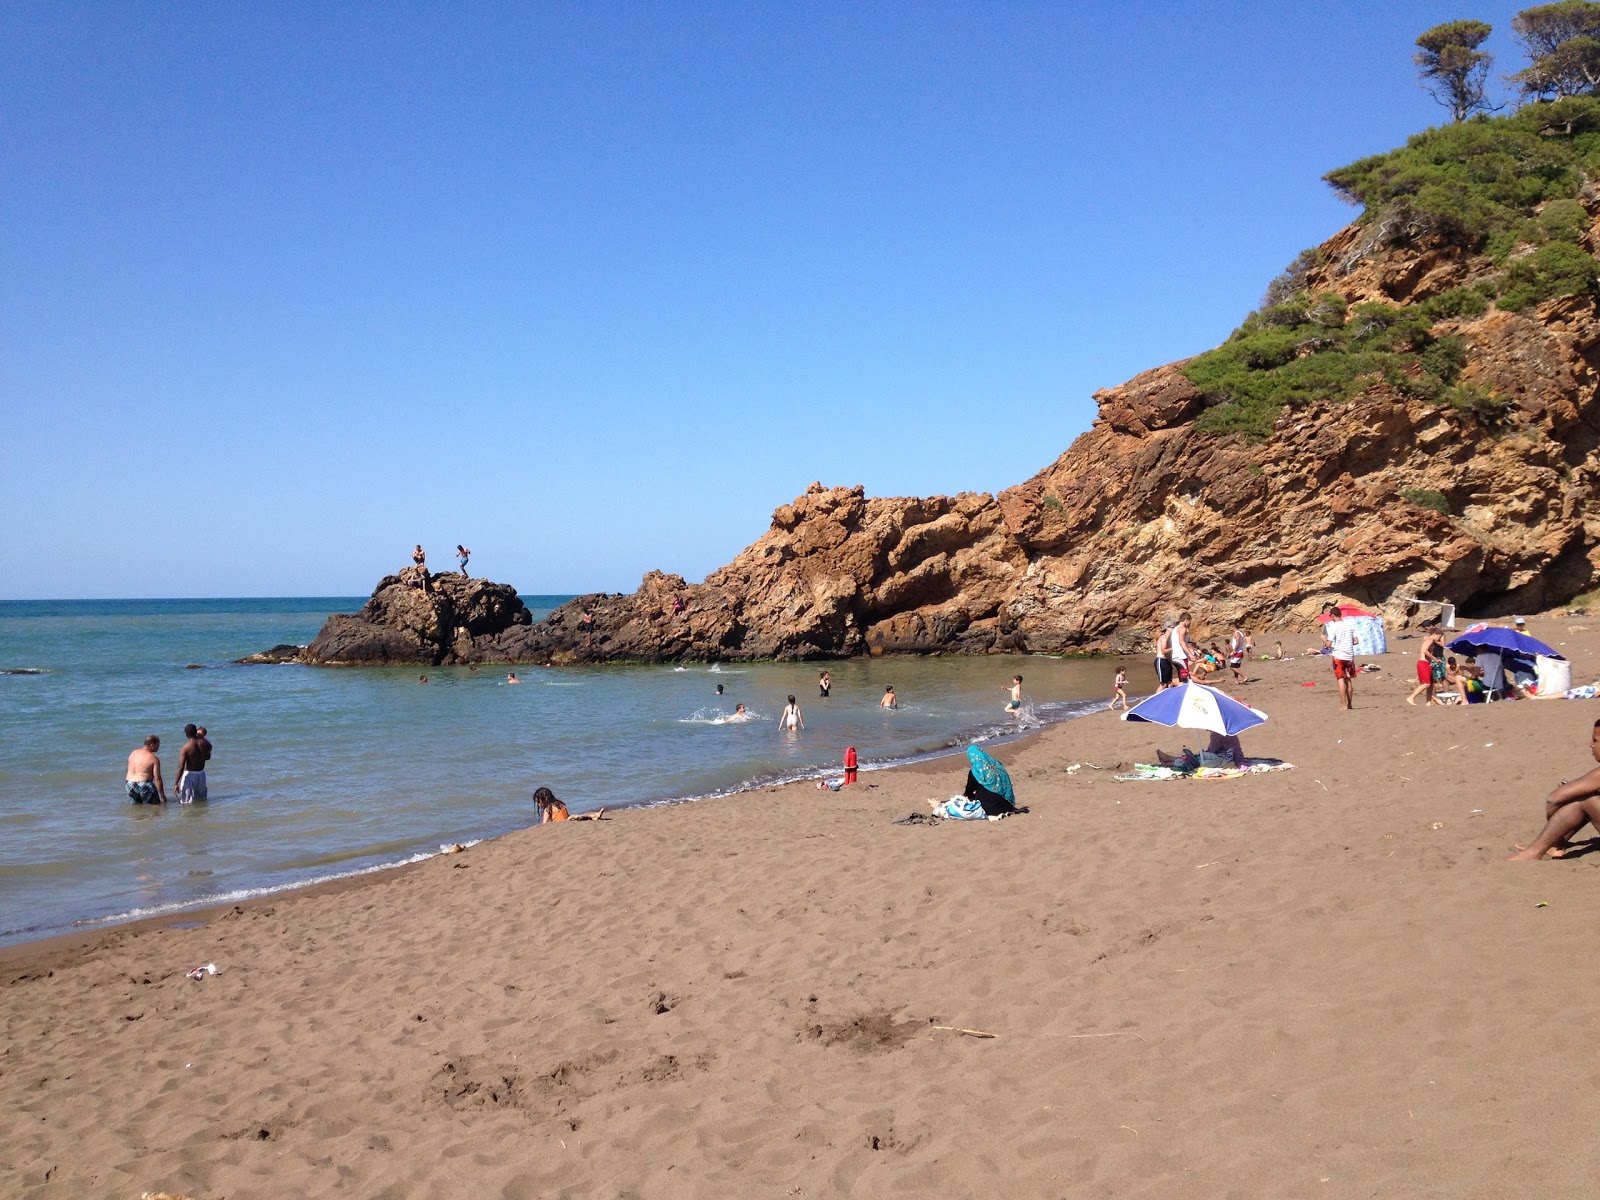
top-left (530, 207), bottom-right (1600, 659)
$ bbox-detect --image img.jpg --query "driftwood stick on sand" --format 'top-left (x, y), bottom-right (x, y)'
top-left (930, 1025), bottom-right (999, 1038)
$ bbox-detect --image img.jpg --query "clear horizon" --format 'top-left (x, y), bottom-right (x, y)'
top-left (2, 2), bottom-right (1534, 600)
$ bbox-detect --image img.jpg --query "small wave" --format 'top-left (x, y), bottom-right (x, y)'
top-left (67, 848), bottom-right (450, 932)
top-left (0, 668), bottom-right (49, 676)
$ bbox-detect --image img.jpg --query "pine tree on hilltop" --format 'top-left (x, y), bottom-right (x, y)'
top-left (1415, 20), bottom-right (1496, 121)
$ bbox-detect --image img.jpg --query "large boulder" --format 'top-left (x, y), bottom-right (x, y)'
top-left (294, 568), bottom-right (533, 666)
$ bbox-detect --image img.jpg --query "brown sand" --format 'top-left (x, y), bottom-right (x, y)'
top-left (5, 617), bottom-right (1600, 1198)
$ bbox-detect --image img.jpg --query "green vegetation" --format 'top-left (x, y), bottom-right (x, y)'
top-left (1415, 20), bottom-right (1496, 121)
top-left (1510, 2), bottom-right (1600, 100)
top-left (1187, 296), bottom-right (1468, 439)
top-left (1443, 380), bottom-right (1513, 422)
top-left (1320, 99), bottom-right (1600, 254)
top-left (1497, 239), bottom-right (1600, 307)
top-left (1040, 494), bottom-right (1062, 511)
top-left (1186, 60), bottom-right (1600, 439)
top-left (1401, 487), bottom-right (1453, 514)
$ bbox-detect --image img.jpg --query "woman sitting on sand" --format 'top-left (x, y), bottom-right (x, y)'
top-left (929, 746), bottom-right (1019, 820)
top-left (534, 787), bottom-right (606, 823)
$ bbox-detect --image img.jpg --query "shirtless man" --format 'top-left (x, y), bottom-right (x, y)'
top-left (1154, 624), bottom-right (1175, 689)
top-left (1509, 719), bottom-right (1600, 860)
top-left (880, 686), bottom-right (897, 709)
top-left (175, 723), bottom-right (208, 802)
top-left (125, 735), bottom-right (167, 804)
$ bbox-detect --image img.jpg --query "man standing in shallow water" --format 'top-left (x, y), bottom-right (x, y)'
top-left (175, 724), bottom-right (208, 803)
top-left (125, 736), bottom-right (167, 804)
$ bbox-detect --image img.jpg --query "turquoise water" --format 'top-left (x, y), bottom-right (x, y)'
top-left (0, 598), bottom-right (1132, 946)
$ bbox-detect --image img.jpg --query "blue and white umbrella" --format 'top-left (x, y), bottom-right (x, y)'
top-left (1447, 625), bottom-right (1562, 661)
top-left (1120, 681), bottom-right (1268, 736)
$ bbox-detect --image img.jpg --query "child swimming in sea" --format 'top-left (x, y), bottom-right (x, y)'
top-left (1112, 668), bottom-right (1128, 709)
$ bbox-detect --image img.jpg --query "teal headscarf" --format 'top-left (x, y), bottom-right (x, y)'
top-left (966, 744), bottom-right (1015, 804)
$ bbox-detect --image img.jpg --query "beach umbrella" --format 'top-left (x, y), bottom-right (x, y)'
top-left (1120, 680), bottom-right (1268, 736)
top-left (1447, 625), bottom-right (1562, 660)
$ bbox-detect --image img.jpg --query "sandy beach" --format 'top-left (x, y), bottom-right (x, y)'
top-left (5, 617), bottom-right (1600, 1199)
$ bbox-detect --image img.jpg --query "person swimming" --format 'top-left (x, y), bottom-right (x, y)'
top-left (880, 685), bottom-right (897, 709)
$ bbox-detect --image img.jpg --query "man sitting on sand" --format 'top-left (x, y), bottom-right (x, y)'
top-left (1509, 719), bottom-right (1600, 860)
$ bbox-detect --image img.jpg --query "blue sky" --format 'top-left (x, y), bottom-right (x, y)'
top-left (1, 2), bottom-right (1532, 598)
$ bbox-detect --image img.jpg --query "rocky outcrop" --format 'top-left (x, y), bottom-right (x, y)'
top-left (282, 568), bottom-right (540, 666)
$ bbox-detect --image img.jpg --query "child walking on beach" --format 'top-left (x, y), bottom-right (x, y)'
top-left (1112, 668), bottom-right (1128, 710)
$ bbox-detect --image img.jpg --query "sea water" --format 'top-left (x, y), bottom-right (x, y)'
top-left (0, 598), bottom-right (1137, 947)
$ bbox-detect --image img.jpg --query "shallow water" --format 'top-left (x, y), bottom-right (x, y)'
top-left (0, 598), bottom-right (1138, 946)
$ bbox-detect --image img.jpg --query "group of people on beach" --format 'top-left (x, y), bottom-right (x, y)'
top-left (124, 724), bottom-right (213, 805)
top-left (1153, 614), bottom-right (1252, 692)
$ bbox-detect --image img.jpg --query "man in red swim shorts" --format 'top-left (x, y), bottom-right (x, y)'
top-left (1323, 602), bottom-right (1357, 710)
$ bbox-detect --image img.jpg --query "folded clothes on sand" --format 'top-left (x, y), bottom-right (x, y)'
top-left (1114, 758), bottom-right (1294, 782)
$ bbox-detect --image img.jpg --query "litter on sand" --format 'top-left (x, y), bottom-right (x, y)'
top-left (185, 963), bottom-right (219, 980)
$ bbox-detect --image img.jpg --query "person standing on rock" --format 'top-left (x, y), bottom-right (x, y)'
top-left (580, 609), bottom-right (595, 648)
top-left (457, 545), bottom-right (471, 576)
top-left (125, 735), bottom-right (167, 805)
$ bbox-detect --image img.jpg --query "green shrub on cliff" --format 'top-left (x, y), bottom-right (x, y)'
top-left (1496, 239), bottom-right (1600, 307)
top-left (1401, 487), bottom-right (1452, 514)
top-left (1187, 300), bottom-right (1466, 439)
top-left (1444, 380), bottom-right (1512, 423)
top-left (1322, 99), bottom-right (1600, 249)
top-left (1421, 285), bottom-right (1492, 319)
top-left (1189, 97), bottom-right (1600, 439)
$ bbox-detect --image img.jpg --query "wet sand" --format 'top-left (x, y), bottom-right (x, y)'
top-left (5, 617), bottom-right (1599, 1199)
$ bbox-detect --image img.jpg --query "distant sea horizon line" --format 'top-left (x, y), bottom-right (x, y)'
top-left (0, 593), bottom-right (584, 606)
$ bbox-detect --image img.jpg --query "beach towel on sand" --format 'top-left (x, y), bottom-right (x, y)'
top-left (1114, 759), bottom-right (1294, 782)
